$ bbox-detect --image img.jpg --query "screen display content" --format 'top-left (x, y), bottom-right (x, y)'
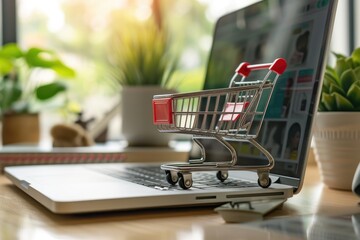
top-left (199, 0), bottom-right (335, 180)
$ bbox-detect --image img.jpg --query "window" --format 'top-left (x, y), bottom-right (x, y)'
top-left (16, 0), bottom-right (215, 142)
top-left (7, 0), bottom-right (355, 143)
top-left (1, 0), bottom-right (17, 44)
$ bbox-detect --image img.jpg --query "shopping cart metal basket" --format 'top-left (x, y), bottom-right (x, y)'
top-left (152, 58), bottom-right (287, 189)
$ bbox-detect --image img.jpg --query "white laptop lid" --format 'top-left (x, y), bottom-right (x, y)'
top-left (195, 0), bottom-right (338, 193)
top-left (4, 0), bottom-right (338, 214)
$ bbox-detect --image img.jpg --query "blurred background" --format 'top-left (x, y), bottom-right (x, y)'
top-left (2, 0), bottom-right (357, 144)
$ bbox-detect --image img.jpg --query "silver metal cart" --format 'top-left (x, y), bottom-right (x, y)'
top-left (152, 58), bottom-right (287, 189)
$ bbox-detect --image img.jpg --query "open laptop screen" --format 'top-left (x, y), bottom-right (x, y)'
top-left (200, 0), bottom-right (337, 185)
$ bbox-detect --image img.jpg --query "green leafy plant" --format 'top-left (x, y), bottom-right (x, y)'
top-left (0, 43), bottom-right (76, 115)
top-left (107, 14), bottom-right (177, 88)
top-left (320, 48), bottom-right (360, 111)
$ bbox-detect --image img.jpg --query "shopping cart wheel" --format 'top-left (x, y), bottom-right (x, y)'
top-left (216, 171), bottom-right (229, 182)
top-left (165, 170), bottom-right (178, 185)
top-left (178, 173), bottom-right (193, 190)
top-left (257, 175), bottom-right (272, 188)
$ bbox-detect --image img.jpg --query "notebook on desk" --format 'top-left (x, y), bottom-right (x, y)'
top-left (0, 141), bottom-right (190, 171)
top-left (5, 0), bottom-right (338, 214)
top-left (0, 144), bottom-right (127, 171)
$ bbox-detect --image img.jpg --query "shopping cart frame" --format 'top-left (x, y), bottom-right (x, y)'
top-left (152, 58), bottom-right (287, 189)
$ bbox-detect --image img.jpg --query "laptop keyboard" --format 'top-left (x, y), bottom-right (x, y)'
top-left (93, 165), bottom-right (258, 191)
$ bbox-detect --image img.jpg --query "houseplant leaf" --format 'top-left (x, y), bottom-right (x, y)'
top-left (354, 66), bottom-right (360, 79)
top-left (346, 57), bottom-right (355, 69)
top-left (318, 101), bottom-right (327, 111)
top-left (35, 82), bottom-right (67, 100)
top-left (0, 43), bottom-right (23, 59)
top-left (1, 82), bottom-right (22, 111)
top-left (323, 71), bottom-right (339, 89)
top-left (351, 48), bottom-right (360, 66)
top-left (333, 92), bottom-right (354, 110)
top-left (347, 82), bottom-right (360, 108)
top-left (335, 58), bottom-right (351, 83)
top-left (332, 52), bottom-right (346, 59)
top-left (321, 92), bottom-right (336, 111)
top-left (24, 47), bottom-right (58, 68)
top-left (339, 69), bottom-right (357, 93)
top-left (52, 62), bottom-right (76, 78)
top-left (329, 83), bottom-right (345, 96)
top-left (0, 58), bottom-right (13, 75)
top-left (326, 65), bottom-right (338, 77)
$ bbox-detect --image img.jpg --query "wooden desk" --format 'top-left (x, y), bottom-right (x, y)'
top-left (1, 164), bottom-right (359, 239)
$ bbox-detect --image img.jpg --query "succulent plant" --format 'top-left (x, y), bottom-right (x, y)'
top-left (319, 48), bottom-right (360, 111)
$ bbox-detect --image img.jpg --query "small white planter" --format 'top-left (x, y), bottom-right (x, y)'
top-left (313, 112), bottom-right (360, 190)
top-left (121, 86), bottom-right (175, 147)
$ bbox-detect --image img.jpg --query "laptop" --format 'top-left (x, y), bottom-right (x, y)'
top-left (4, 0), bottom-right (337, 214)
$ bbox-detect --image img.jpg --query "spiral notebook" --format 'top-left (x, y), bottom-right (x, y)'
top-left (0, 144), bottom-right (127, 171)
top-left (0, 141), bottom-right (191, 171)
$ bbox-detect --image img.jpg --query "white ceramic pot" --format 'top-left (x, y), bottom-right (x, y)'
top-left (313, 112), bottom-right (360, 190)
top-left (121, 86), bottom-right (175, 146)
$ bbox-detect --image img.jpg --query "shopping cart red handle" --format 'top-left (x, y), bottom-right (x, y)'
top-left (236, 58), bottom-right (287, 77)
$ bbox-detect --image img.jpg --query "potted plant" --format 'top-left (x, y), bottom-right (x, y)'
top-left (107, 14), bottom-right (178, 146)
top-left (0, 43), bottom-right (76, 145)
top-left (313, 47), bottom-right (360, 190)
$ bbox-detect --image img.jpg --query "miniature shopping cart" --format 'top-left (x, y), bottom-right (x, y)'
top-left (152, 58), bottom-right (287, 189)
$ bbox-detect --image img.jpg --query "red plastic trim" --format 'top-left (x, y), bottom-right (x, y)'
top-left (236, 58), bottom-right (287, 76)
top-left (269, 58), bottom-right (287, 75)
top-left (152, 98), bottom-right (173, 125)
top-left (236, 62), bottom-right (250, 77)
